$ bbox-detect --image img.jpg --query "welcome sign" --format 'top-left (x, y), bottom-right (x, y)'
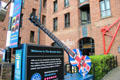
top-left (14, 44), bottom-right (64, 80)
top-left (26, 45), bottom-right (64, 80)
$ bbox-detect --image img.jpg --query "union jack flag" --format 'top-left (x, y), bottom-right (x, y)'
top-left (69, 49), bottom-right (91, 77)
top-left (78, 56), bottom-right (91, 76)
top-left (69, 49), bottom-right (82, 66)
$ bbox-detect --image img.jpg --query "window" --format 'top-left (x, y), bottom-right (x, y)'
top-left (64, 0), bottom-right (69, 7)
top-left (43, 0), bottom-right (47, 8)
top-left (81, 11), bottom-right (87, 24)
top-left (30, 31), bottom-right (34, 43)
top-left (53, 17), bottom-right (58, 31)
top-left (81, 11), bottom-right (90, 24)
top-left (42, 15), bottom-right (46, 25)
top-left (80, 0), bottom-right (88, 3)
top-left (100, 0), bottom-right (111, 18)
top-left (65, 13), bottom-right (70, 28)
top-left (80, 4), bottom-right (91, 24)
top-left (54, 0), bottom-right (57, 12)
top-left (30, 8), bottom-right (36, 18)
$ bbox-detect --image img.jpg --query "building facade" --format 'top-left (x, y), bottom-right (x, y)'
top-left (0, 0), bottom-right (120, 64)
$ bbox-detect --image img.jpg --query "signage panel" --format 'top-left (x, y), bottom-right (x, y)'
top-left (10, 0), bottom-right (22, 48)
top-left (22, 44), bottom-right (64, 80)
top-left (82, 26), bottom-right (88, 37)
top-left (14, 49), bottom-right (22, 80)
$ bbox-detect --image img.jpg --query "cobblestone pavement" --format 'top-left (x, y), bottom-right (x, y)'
top-left (101, 66), bottom-right (120, 80)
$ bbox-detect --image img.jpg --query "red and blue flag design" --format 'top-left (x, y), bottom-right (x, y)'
top-left (69, 49), bottom-right (91, 77)
top-left (69, 49), bottom-right (82, 66)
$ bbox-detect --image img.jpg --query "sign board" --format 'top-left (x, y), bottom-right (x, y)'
top-left (6, 31), bottom-right (11, 47)
top-left (26, 44), bottom-right (64, 80)
top-left (14, 44), bottom-right (64, 80)
top-left (10, 0), bottom-right (22, 48)
top-left (14, 49), bottom-right (22, 80)
top-left (82, 26), bottom-right (88, 37)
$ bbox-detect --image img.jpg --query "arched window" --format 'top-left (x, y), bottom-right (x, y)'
top-left (79, 37), bottom-right (95, 56)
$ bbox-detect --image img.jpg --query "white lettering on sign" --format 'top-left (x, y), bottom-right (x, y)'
top-left (16, 60), bottom-right (20, 69)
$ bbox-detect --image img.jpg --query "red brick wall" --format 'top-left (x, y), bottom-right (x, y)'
top-left (0, 0), bottom-right (120, 65)
top-left (0, 0), bottom-right (10, 49)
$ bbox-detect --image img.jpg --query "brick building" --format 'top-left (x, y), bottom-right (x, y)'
top-left (0, 0), bottom-right (120, 64)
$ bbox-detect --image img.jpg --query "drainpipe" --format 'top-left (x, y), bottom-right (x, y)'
top-left (38, 0), bottom-right (42, 44)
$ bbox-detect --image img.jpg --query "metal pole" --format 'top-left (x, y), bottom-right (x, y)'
top-left (106, 23), bottom-right (120, 54)
top-left (37, 0), bottom-right (42, 44)
top-left (102, 33), bottom-right (106, 55)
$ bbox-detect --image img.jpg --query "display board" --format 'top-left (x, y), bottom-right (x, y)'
top-left (14, 49), bottom-right (22, 80)
top-left (14, 44), bottom-right (64, 80)
top-left (10, 0), bottom-right (22, 48)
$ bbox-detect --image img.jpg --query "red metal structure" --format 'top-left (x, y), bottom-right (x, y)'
top-left (101, 18), bottom-right (120, 55)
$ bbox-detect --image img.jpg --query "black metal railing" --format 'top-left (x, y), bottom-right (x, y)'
top-left (0, 63), bottom-right (15, 80)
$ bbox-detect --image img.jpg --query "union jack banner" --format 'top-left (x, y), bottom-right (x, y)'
top-left (69, 49), bottom-right (91, 77)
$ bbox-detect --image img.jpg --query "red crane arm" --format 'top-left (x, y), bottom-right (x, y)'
top-left (101, 18), bottom-right (120, 55)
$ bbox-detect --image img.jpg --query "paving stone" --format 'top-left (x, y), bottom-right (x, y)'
top-left (101, 67), bottom-right (120, 80)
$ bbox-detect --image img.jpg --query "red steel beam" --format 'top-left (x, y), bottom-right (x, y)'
top-left (101, 18), bottom-right (120, 55)
top-left (105, 23), bottom-right (120, 54)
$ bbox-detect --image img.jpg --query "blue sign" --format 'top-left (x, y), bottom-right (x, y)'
top-left (82, 26), bottom-right (88, 37)
top-left (10, 0), bottom-right (22, 48)
top-left (14, 49), bottom-right (22, 80)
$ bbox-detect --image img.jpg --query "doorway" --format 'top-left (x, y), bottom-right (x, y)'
top-left (79, 37), bottom-right (95, 56)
